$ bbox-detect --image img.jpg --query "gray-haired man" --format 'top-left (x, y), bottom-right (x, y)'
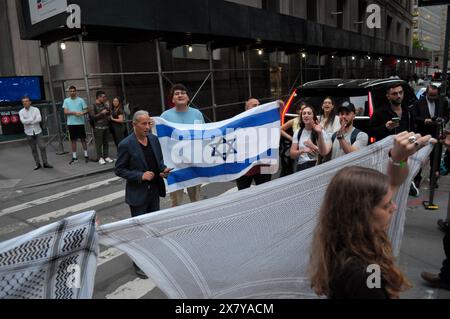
top-left (114, 110), bottom-right (172, 278)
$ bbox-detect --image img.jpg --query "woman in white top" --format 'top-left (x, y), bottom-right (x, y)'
top-left (290, 105), bottom-right (329, 172)
top-left (280, 101), bottom-right (306, 142)
top-left (318, 97), bottom-right (340, 135)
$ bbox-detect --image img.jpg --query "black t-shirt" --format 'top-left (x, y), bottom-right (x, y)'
top-left (370, 104), bottom-right (413, 141)
top-left (140, 138), bottom-right (159, 186)
top-left (329, 261), bottom-right (389, 299)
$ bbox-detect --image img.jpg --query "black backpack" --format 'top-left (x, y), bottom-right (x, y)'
top-left (331, 128), bottom-right (361, 145)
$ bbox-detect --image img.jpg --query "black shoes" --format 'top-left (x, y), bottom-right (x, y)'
top-left (133, 263), bottom-right (148, 279)
top-left (34, 163), bottom-right (53, 169)
top-left (438, 219), bottom-right (450, 233)
top-left (70, 157), bottom-right (90, 164)
top-left (409, 181), bottom-right (419, 197)
top-left (421, 272), bottom-right (450, 290)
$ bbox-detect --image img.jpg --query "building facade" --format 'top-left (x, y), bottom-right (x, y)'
top-left (413, 0), bottom-right (448, 75)
top-left (1, 0), bottom-right (427, 124)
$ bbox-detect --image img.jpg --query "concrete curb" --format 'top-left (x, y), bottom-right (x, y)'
top-left (18, 167), bottom-right (115, 189)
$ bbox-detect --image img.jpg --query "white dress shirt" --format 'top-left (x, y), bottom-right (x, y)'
top-left (19, 106), bottom-right (42, 136)
top-left (426, 97), bottom-right (436, 118)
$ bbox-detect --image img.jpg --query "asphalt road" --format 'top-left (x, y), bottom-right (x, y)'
top-left (0, 172), bottom-right (237, 299)
top-left (1, 170), bottom-right (450, 299)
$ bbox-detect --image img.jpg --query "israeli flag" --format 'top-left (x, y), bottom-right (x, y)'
top-left (154, 101), bottom-right (281, 192)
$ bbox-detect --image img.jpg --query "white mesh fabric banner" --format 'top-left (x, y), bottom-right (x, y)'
top-left (0, 211), bottom-right (98, 299)
top-left (98, 137), bottom-right (431, 299)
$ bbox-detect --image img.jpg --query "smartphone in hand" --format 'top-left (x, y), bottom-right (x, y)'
top-left (392, 117), bottom-right (400, 123)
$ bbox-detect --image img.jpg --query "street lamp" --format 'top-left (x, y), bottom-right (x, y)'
top-left (301, 52), bottom-right (307, 59)
top-left (60, 42), bottom-right (66, 50)
top-left (258, 49), bottom-right (263, 55)
top-left (188, 45), bottom-right (193, 53)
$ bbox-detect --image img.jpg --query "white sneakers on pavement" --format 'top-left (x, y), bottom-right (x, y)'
top-left (104, 157), bottom-right (114, 163)
top-left (99, 158), bottom-right (106, 165)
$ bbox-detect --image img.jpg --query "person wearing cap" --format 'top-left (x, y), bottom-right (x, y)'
top-left (314, 101), bottom-right (368, 161)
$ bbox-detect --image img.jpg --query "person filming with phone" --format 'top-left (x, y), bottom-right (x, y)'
top-left (370, 84), bottom-right (415, 143)
top-left (370, 83), bottom-right (416, 195)
top-left (410, 84), bottom-right (449, 193)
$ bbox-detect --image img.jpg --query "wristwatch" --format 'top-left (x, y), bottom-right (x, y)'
top-left (336, 133), bottom-right (344, 140)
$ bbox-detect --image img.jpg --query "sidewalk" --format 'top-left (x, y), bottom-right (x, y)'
top-left (399, 170), bottom-right (450, 299)
top-left (0, 138), bottom-right (117, 192)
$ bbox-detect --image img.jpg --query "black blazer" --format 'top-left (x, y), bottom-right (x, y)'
top-left (115, 133), bottom-right (167, 207)
top-left (412, 97), bottom-right (449, 137)
top-left (369, 104), bottom-right (414, 142)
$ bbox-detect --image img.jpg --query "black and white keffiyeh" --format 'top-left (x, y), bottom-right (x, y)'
top-left (97, 137), bottom-right (432, 299)
top-left (0, 211), bottom-right (98, 299)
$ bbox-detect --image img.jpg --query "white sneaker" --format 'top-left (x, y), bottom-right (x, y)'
top-left (104, 157), bottom-right (114, 163)
top-left (99, 158), bottom-right (106, 165)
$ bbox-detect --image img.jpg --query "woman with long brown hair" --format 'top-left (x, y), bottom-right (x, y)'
top-left (110, 96), bottom-right (127, 147)
top-left (318, 97), bottom-right (340, 135)
top-left (290, 105), bottom-right (329, 172)
top-left (309, 131), bottom-right (434, 298)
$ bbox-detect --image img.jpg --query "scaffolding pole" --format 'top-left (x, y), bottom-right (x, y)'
top-left (117, 46), bottom-right (127, 102)
top-left (43, 44), bottom-right (66, 154)
top-left (79, 34), bottom-right (95, 149)
top-left (208, 42), bottom-right (217, 121)
top-left (78, 34), bottom-right (91, 106)
top-left (246, 47), bottom-right (252, 98)
top-left (155, 39), bottom-right (166, 113)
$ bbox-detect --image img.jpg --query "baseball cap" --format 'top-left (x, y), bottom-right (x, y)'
top-left (337, 101), bottom-right (356, 113)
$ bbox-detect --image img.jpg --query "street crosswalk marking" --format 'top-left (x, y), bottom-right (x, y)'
top-left (0, 180), bottom-right (230, 299)
top-left (0, 177), bottom-right (121, 217)
top-left (105, 278), bottom-right (156, 299)
top-left (97, 247), bottom-right (124, 266)
top-left (26, 190), bottom-right (125, 223)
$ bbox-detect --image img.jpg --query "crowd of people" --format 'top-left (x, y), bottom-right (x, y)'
top-left (18, 81), bottom-right (450, 297)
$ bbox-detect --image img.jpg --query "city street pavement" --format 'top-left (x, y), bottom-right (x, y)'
top-left (0, 137), bottom-right (116, 200)
top-left (0, 138), bottom-right (449, 299)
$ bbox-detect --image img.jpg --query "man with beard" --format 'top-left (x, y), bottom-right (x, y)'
top-left (411, 84), bottom-right (449, 192)
top-left (315, 101), bottom-right (368, 161)
top-left (369, 84), bottom-right (415, 142)
top-left (370, 84), bottom-right (417, 196)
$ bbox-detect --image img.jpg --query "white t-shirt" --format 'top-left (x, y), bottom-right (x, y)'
top-left (330, 128), bottom-right (369, 160)
top-left (319, 115), bottom-right (341, 135)
top-left (293, 128), bottom-right (328, 164)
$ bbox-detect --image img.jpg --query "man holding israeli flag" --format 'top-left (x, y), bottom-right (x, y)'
top-left (155, 93), bottom-right (281, 195)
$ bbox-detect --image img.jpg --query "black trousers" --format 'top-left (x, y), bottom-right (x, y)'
top-left (129, 186), bottom-right (160, 217)
top-left (414, 143), bottom-right (442, 187)
top-left (236, 174), bottom-right (271, 190)
top-left (440, 230), bottom-right (450, 282)
top-left (296, 161), bottom-right (316, 172)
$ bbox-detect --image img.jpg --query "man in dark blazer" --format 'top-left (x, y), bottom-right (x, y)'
top-left (115, 110), bottom-right (172, 278)
top-left (115, 110), bottom-right (172, 217)
top-left (411, 85), bottom-right (449, 189)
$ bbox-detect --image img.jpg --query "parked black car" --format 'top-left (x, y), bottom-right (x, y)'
top-left (281, 78), bottom-right (418, 143)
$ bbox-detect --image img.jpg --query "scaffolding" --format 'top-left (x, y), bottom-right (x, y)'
top-left (42, 37), bottom-right (414, 151)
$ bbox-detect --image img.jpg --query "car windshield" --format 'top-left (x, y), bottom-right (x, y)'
top-left (285, 95), bottom-right (368, 119)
